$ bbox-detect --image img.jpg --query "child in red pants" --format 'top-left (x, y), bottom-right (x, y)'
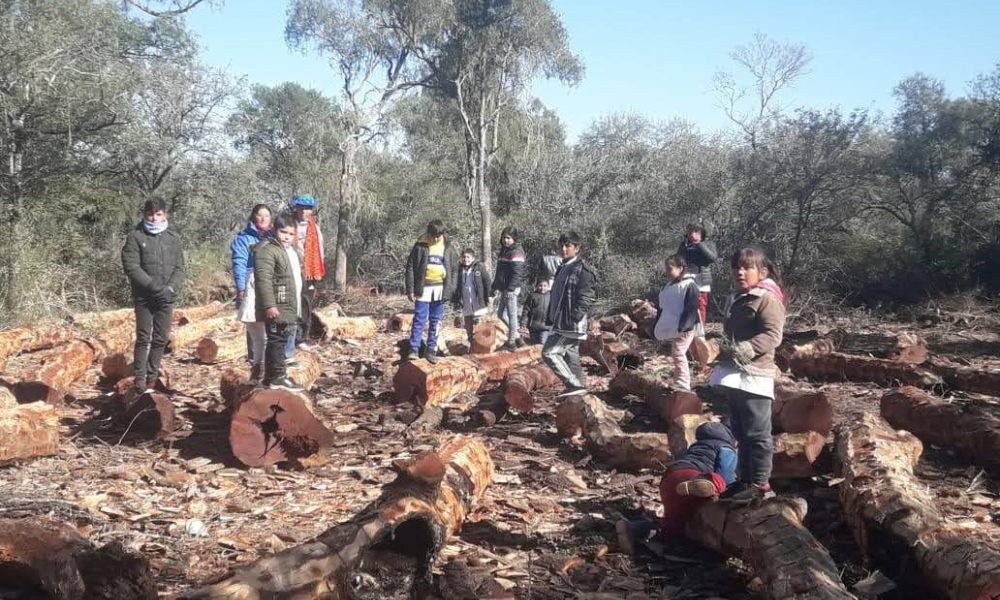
top-left (617, 422), bottom-right (737, 553)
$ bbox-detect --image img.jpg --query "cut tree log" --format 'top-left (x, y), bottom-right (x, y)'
top-left (194, 332), bottom-right (247, 364)
top-left (787, 352), bottom-right (942, 388)
top-left (470, 320), bottom-right (496, 354)
top-left (11, 340), bottom-right (96, 404)
top-left (835, 413), bottom-right (1000, 600)
top-left (168, 315), bottom-right (240, 352)
top-left (229, 388), bottom-right (335, 467)
top-left (773, 385), bottom-right (833, 436)
top-left (833, 329), bottom-right (928, 363)
top-left (0, 325), bottom-right (75, 364)
top-left (771, 431), bottom-right (827, 479)
top-left (0, 399), bottom-right (59, 465)
top-left (607, 370), bottom-right (704, 422)
top-left (629, 299), bottom-right (658, 339)
top-left (581, 336), bottom-right (644, 375)
top-left (100, 353), bottom-right (132, 382)
top-left (114, 392), bottom-right (176, 440)
top-left (172, 301), bottom-right (225, 326)
top-left (504, 364), bottom-right (562, 412)
top-left (180, 435), bottom-right (494, 600)
top-left (436, 326), bottom-right (470, 355)
top-left (70, 307), bottom-right (134, 330)
top-left (881, 386), bottom-right (1000, 472)
top-left (0, 517), bottom-right (156, 600)
top-left (599, 313), bottom-right (637, 335)
top-left (393, 346), bottom-right (542, 406)
top-left (386, 311), bottom-right (414, 332)
top-left (219, 367), bottom-right (256, 407)
top-left (925, 357), bottom-right (1000, 396)
top-left (314, 315), bottom-right (376, 341)
top-left (686, 498), bottom-right (857, 600)
top-left (555, 393), bottom-right (672, 471)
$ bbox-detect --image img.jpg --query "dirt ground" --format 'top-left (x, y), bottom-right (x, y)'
top-left (1, 295), bottom-right (999, 599)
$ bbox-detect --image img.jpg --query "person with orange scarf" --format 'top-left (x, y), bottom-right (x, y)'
top-left (290, 194), bottom-right (325, 352)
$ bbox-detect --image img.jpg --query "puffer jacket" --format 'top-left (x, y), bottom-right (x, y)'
top-left (404, 236), bottom-right (460, 299)
top-left (546, 257), bottom-right (598, 334)
top-left (492, 242), bottom-right (526, 293)
top-left (677, 240), bottom-right (718, 289)
top-left (672, 421), bottom-right (738, 484)
top-left (253, 237), bottom-right (300, 324)
top-left (653, 273), bottom-right (700, 341)
top-left (230, 222), bottom-right (269, 293)
top-left (121, 223), bottom-right (185, 301)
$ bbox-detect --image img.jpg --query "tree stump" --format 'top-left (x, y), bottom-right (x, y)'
top-left (787, 352), bottom-right (941, 387)
top-left (229, 388), bottom-right (335, 467)
top-left (835, 413), bottom-right (1000, 600)
top-left (503, 364), bottom-right (561, 412)
top-left (555, 393), bottom-right (672, 471)
top-left (179, 435), bottom-right (494, 600)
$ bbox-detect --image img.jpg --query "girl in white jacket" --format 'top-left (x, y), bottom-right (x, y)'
top-left (653, 254), bottom-right (702, 389)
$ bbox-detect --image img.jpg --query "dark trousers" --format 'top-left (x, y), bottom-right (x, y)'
top-left (265, 321), bottom-right (293, 383)
top-left (298, 281), bottom-right (318, 342)
top-left (529, 327), bottom-right (550, 346)
top-left (721, 387), bottom-right (773, 485)
top-left (133, 296), bottom-right (173, 385)
top-left (463, 315), bottom-right (483, 342)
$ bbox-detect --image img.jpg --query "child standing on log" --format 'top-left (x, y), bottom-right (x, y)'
top-left (617, 421), bottom-right (737, 553)
top-left (453, 248), bottom-right (492, 343)
top-left (543, 231), bottom-right (598, 397)
top-left (653, 254), bottom-right (701, 390)
top-left (522, 279), bottom-right (552, 346)
top-left (492, 226), bottom-right (527, 350)
top-left (254, 213), bottom-right (304, 391)
top-left (698, 246), bottom-right (785, 505)
top-left (404, 220), bottom-right (459, 363)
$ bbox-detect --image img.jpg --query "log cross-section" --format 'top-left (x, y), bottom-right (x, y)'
top-left (608, 370), bottom-right (703, 422)
top-left (179, 435), bottom-right (494, 600)
top-left (229, 388), bottom-right (334, 467)
top-left (504, 364), bottom-right (562, 412)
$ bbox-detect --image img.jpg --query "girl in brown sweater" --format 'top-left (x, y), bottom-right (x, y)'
top-left (709, 247), bottom-right (786, 505)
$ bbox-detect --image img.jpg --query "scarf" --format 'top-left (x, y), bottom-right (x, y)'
top-left (143, 220), bottom-right (168, 235)
top-left (302, 215), bottom-right (325, 281)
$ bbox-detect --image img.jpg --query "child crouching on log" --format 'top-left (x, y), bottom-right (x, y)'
top-left (653, 254), bottom-right (701, 390)
top-left (617, 421), bottom-right (737, 554)
top-left (695, 246), bottom-right (785, 506)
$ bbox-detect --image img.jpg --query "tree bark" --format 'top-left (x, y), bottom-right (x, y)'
top-left (333, 140), bottom-right (359, 292)
top-left (925, 357), bottom-right (1000, 397)
top-left (194, 333), bottom-right (247, 364)
top-left (555, 393), bottom-right (673, 471)
top-left (835, 413), bottom-right (1000, 600)
top-left (313, 315), bottom-right (377, 341)
top-left (0, 517), bottom-right (156, 600)
top-left (881, 386), bottom-right (1000, 472)
top-left (179, 435), bottom-right (494, 600)
top-left (172, 301), bottom-right (225, 326)
top-left (229, 388), bottom-right (335, 467)
top-left (685, 498), bottom-right (857, 600)
top-left (168, 315), bottom-right (239, 353)
top-left (787, 352), bottom-right (942, 387)
top-left (580, 336), bottom-right (644, 376)
top-left (393, 346), bottom-right (542, 406)
top-left (11, 340), bottom-right (96, 404)
top-left (0, 398), bottom-right (59, 465)
top-left (503, 363), bottom-right (562, 412)
top-left (629, 299), bottom-right (658, 339)
top-left (771, 431), bottom-right (827, 479)
top-left (598, 314), bottom-right (637, 336)
top-left (607, 370), bottom-right (704, 422)
top-left (773, 385), bottom-right (833, 435)
top-left (0, 325), bottom-right (74, 364)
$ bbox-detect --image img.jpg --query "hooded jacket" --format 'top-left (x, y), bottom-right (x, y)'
top-left (672, 421), bottom-right (737, 484)
top-left (522, 290), bottom-right (551, 331)
top-left (721, 281), bottom-right (786, 377)
top-left (122, 222), bottom-right (185, 302)
top-left (230, 222), bottom-right (269, 293)
top-left (653, 273), bottom-right (700, 341)
top-left (253, 237), bottom-right (300, 324)
top-left (546, 257), bottom-right (598, 335)
top-left (404, 234), bottom-right (460, 299)
top-left (453, 261), bottom-right (492, 315)
top-left (677, 239), bottom-right (718, 289)
top-left (492, 242), bottom-right (526, 293)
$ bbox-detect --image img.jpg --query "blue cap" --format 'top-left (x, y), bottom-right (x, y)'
top-left (291, 194), bottom-right (316, 208)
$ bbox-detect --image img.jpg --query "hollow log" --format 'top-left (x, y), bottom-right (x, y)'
top-left (173, 301), bottom-right (225, 326)
top-left (0, 326), bottom-right (75, 364)
top-left (386, 312), bottom-right (414, 332)
top-left (581, 337), bottom-right (644, 376)
top-left (787, 352), bottom-right (942, 388)
top-left (773, 385), bottom-right (833, 435)
top-left (114, 392), bottom-right (176, 440)
top-left (771, 431), bottom-right (826, 479)
top-left (194, 332), bottom-right (246, 364)
top-left (925, 357), bottom-right (1000, 397)
top-left (835, 413), bottom-right (1000, 600)
top-left (0, 400), bottom-right (60, 465)
top-left (315, 315), bottom-right (376, 341)
top-left (608, 370), bottom-right (704, 422)
top-left (599, 314), bottom-right (637, 336)
top-left (555, 393), bottom-right (672, 471)
top-left (686, 498), bottom-right (857, 600)
top-left (881, 386), bottom-right (1000, 472)
top-left (169, 315), bottom-right (240, 352)
top-left (180, 435), bottom-right (494, 600)
top-left (629, 299), bottom-right (658, 339)
top-left (70, 307), bottom-right (134, 330)
top-left (230, 388), bottom-right (334, 467)
top-left (503, 364), bottom-right (562, 412)
top-left (12, 340), bottom-right (96, 404)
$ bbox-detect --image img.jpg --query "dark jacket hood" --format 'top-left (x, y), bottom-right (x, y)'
top-left (696, 421), bottom-right (736, 447)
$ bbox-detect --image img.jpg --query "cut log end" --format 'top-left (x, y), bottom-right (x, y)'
top-left (116, 392), bottom-right (176, 440)
top-left (229, 389), bottom-right (334, 467)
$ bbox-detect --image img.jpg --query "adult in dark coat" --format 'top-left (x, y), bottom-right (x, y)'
top-left (677, 223), bottom-right (718, 329)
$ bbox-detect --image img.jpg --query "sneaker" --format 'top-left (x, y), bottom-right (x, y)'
top-left (718, 481), bottom-right (773, 505)
top-left (676, 476), bottom-right (718, 498)
top-left (425, 350), bottom-right (439, 364)
top-left (285, 360), bottom-right (302, 369)
top-left (267, 376), bottom-right (303, 392)
top-left (406, 349), bottom-right (420, 361)
top-left (556, 386), bottom-right (588, 398)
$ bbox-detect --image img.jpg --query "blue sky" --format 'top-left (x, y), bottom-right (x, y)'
top-left (186, 0), bottom-right (1000, 141)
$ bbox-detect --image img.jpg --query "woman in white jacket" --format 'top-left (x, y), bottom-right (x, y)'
top-left (653, 254), bottom-right (702, 390)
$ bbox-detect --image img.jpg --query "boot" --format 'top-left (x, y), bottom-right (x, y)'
top-left (249, 362), bottom-right (264, 384)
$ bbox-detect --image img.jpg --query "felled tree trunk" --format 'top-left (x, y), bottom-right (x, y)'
top-left (168, 315), bottom-right (239, 353)
top-left (504, 364), bottom-right (562, 412)
top-left (84, 319), bottom-right (139, 382)
top-left (686, 498), bottom-right (857, 600)
top-left (393, 346), bottom-right (542, 406)
top-left (173, 301), bottom-right (225, 326)
top-left (555, 393), bottom-right (672, 471)
top-left (220, 350), bottom-right (322, 407)
top-left (629, 299), bottom-right (658, 339)
top-left (0, 517), bottom-right (156, 600)
top-left (835, 413), bottom-right (1000, 600)
top-left (607, 370), bottom-right (704, 422)
top-left (386, 312), bottom-right (414, 332)
top-left (773, 385), bottom-right (833, 435)
top-left (787, 352), bottom-right (941, 388)
top-left (925, 357), bottom-right (1000, 397)
top-left (194, 332), bottom-right (247, 364)
top-left (230, 388), bottom-right (335, 467)
top-left (70, 307), bottom-right (134, 330)
top-left (0, 387), bottom-right (59, 465)
top-left (580, 336), bottom-right (643, 376)
top-left (12, 340), bottom-right (96, 404)
top-left (771, 432), bottom-right (827, 479)
top-left (599, 314), bottom-right (637, 335)
top-left (833, 330), bottom-right (927, 363)
top-left (0, 326), bottom-right (75, 364)
top-left (314, 315), bottom-right (376, 341)
top-left (113, 392), bottom-right (176, 440)
top-left (179, 435), bottom-right (494, 600)
top-left (881, 386), bottom-right (1000, 472)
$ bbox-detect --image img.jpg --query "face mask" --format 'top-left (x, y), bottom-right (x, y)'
top-left (143, 219), bottom-right (168, 235)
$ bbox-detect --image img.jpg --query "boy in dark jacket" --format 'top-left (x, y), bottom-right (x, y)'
top-left (677, 223), bottom-right (718, 330)
top-left (404, 220), bottom-right (459, 363)
top-left (521, 279), bottom-right (551, 345)
top-left (453, 249), bottom-right (492, 342)
top-left (492, 226), bottom-right (527, 350)
top-left (617, 421), bottom-right (737, 554)
top-left (121, 198), bottom-right (185, 395)
top-left (254, 213), bottom-right (304, 391)
top-left (543, 231), bottom-right (598, 396)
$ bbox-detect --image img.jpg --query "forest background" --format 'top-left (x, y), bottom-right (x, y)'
top-left (2, 0), bottom-right (999, 329)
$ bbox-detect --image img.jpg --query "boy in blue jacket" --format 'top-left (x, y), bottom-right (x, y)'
top-left (617, 421), bottom-right (737, 554)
